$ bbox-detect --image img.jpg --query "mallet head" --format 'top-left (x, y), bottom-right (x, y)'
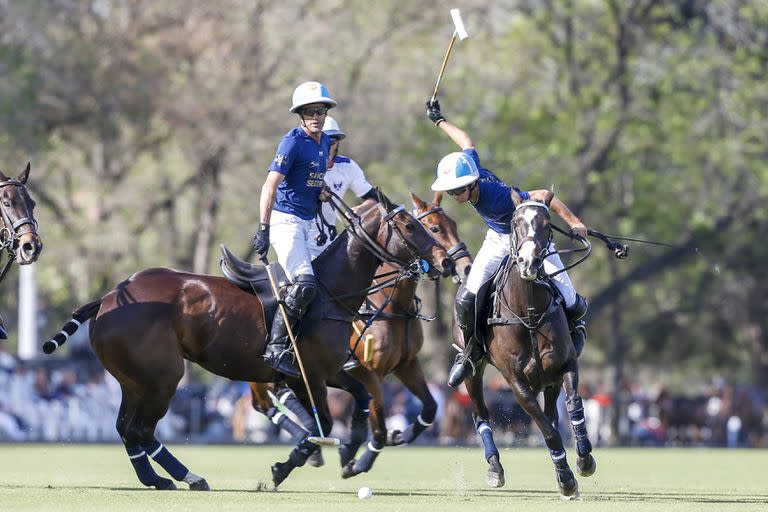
top-left (450, 9), bottom-right (469, 40)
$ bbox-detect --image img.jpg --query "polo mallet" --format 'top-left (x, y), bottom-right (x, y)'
top-left (260, 254), bottom-right (340, 446)
top-left (430, 8), bottom-right (470, 102)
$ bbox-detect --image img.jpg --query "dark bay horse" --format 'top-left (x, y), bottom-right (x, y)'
top-left (43, 190), bottom-right (451, 491)
top-left (0, 163), bottom-right (44, 336)
top-left (461, 191), bottom-right (596, 499)
top-left (250, 192), bottom-right (473, 479)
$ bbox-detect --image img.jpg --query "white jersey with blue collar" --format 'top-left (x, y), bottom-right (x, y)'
top-left (308, 155), bottom-right (373, 258)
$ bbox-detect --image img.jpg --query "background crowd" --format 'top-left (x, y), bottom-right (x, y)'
top-left (1, 343), bottom-right (764, 449)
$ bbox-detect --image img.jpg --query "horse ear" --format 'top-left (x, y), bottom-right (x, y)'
top-left (411, 192), bottom-right (426, 210)
top-left (377, 188), bottom-right (393, 209)
top-left (544, 186), bottom-right (555, 207)
top-left (511, 189), bottom-right (522, 207)
top-left (432, 191), bottom-right (443, 206)
top-left (0, 168), bottom-right (8, 182)
top-left (17, 162), bottom-right (30, 184)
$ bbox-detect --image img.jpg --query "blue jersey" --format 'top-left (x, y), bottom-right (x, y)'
top-left (268, 128), bottom-right (331, 220)
top-left (465, 149), bottom-right (529, 234)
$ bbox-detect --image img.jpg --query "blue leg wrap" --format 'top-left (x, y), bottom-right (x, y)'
top-left (549, 448), bottom-right (567, 469)
top-left (268, 407), bottom-right (309, 442)
top-left (567, 396), bottom-right (592, 456)
top-left (144, 439), bottom-right (188, 481)
top-left (125, 444), bottom-right (164, 487)
top-left (353, 441), bottom-right (382, 473)
top-left (476, 420), bottom-right (499, 461)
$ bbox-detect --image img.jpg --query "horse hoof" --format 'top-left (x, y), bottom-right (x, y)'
top-left (486, 470), bottom-right (505, 488)
top-left (307, 449), bottom-right (324, 468)
top-left (155, 479), bottom-right (177, 491)
top-left (271, 462), bottom-right (290, 489)
top-left (386, 430), bottom-right (404, 446)
top-left (189, 478), bottom-right (210, 491)
top-left (577, 454), bottom-right (596, 477)
top-left (556, 471), bottom-right (579, 499)
top-left (339, 445), bottom-right (357, 467)
top-left (341, 460), bottom-right (360, 479)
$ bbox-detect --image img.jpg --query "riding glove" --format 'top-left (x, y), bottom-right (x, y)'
top-left (426, 99), bottom-right (445, 126)
top-left (252, 223), bottom-right (270, 257)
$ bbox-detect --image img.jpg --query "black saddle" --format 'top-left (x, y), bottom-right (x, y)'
top-left (219, 244), bottom-right (290, 333)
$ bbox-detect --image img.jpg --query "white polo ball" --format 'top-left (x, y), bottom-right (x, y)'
top-left (357, 486), bottom-right (373, 499)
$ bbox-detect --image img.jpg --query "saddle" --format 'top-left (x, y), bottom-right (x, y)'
top-left (219, 244), bottom-right (289, 333)
top-left (471, 255), bottom-right (563, 351)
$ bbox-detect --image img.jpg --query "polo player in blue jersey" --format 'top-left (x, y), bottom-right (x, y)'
top-left (425, 99), bottom-right (590, 388)
top-left (253, 81), bottom-right (337, 378)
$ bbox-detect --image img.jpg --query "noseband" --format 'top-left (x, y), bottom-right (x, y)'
top-left (0, 179), bottom-right (38, 248)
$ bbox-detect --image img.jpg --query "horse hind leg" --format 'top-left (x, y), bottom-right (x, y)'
top-left (264, 386), bottom-right (323, 467)
top-left (465, 367), bottom-right (504, 488)
top-left (117, 391), bottom-right (177, 490)
top-left (327, 371), bottom-right (371, 471)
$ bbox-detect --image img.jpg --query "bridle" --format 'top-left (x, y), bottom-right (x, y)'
top-left (0, 178), bottom-right (38, 284)
top-left (510, 201), bottom-right (554, 275)
top-left (414, 205), bottom-right (472, 282)
top-left (331, 193), bottom-right (437, 275)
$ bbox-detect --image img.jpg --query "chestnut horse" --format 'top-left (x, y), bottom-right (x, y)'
top-left (0, 163), bottom-right (44, 336)
top-left (43, 190), bottom-right (451, 491)
top-left (461, 192), bottom-right (596, 499)
top-left (249, 192), bottom-right (473, 479)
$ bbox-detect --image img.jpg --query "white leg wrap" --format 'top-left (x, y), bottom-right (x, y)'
top-left (367, 442), bottom-right (383, 453)
top-left (417, 414), bottom-right (433, 427)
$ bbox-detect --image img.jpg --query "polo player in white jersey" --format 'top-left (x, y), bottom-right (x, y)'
top-left (306, 115), bottom-right (377, 260)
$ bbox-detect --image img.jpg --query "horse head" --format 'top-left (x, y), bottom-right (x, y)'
top-left (511, 189), bottom-right (553, 281)
top-left (0, 163), bottom-right (43, 264)
top-left (411, 191), bottom-right (470, 283)
top-left (357, 189), bottom-right (451, 280)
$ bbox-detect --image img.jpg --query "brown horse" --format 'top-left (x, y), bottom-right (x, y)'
top-left (249, 192), bottom-right (473, 478)
top-left (0, 163), bottom-right (44, 336)
top-left (461, 192), bottom-right (596, 499)
top-left (43, 190), bottom-right (451, 491)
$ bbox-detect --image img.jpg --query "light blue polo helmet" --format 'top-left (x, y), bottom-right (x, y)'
top-left (430, 152), bottom-right (480, 191)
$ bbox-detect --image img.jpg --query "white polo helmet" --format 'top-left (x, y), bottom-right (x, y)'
top-left (431, 152), bottom-right (480, 191)
top-left (322, 116), bottom-right (346, 140)
top-left (290, 81), bottom-right (337, 113)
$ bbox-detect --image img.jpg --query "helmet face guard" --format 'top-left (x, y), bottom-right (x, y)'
top-left (431, 152), bottom-right (479, 192)
top-left (290, 81), bottom-right (337, 113)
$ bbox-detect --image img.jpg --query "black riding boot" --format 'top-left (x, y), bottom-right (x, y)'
top-left (263, 309), bottom-right (301, 378)
top-left (447, 289), bottom-right (482, 388)
top-left (262, 274), bottom-right (318, 379)
top-left (566, 294), bottom-right (588, 357)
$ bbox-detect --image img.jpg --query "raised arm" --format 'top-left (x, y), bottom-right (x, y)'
top-left (529, 188), bottom-right (587, 238)
top-left (426, 99), bottom-right (474, 150)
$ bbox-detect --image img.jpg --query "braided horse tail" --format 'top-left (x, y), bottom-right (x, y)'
top-left (42, 299), bottom-right (102, 354)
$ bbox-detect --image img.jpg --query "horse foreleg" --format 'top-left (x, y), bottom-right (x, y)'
top-left (327, 371), bottom-right (370, 468)
top-left (543, 384), bottom-right (561, 432)
top-left (511, 381), bottom-right (578, 499)
top-left (465, 366), bottom-right (504, 488)
top-left (562, 363), bottom-right (596, 477)
top-left (340, 367), bottom-right (384, 479)
top-left (391, 357), bottom-right (437, 445)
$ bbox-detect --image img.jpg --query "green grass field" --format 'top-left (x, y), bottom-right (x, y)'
top-left (0, 444), bottom-right (765, 511)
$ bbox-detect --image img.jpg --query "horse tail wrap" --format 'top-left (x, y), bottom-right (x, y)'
top-left (42, 299), bottom-right (102, 354)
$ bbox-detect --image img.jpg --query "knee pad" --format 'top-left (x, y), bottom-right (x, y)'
top-left (455, 288), bottom-right (476, 331)
top-left (566, 294), bottom-right (588, 321)
top-left (285, 274), bottom-right (317, 316)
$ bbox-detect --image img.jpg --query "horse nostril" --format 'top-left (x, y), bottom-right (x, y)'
top-left (22, 242), bottom-right (34, 255)
top-left (442, 258), bottom-right (455, 274)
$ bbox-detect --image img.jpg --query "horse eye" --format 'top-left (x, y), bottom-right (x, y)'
top-left (430, 226), bottom-right (440, 233)
top-left (2, 201), bottom-right (9, 207)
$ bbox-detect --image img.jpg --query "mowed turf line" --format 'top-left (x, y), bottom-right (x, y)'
top-left (0, 444), bottom-right (765, 511)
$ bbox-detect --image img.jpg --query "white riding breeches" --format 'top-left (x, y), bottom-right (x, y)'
top-left (464, 228), bottom-right (577, 308)
top-left (269, 210), bottom-right (314, 281)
